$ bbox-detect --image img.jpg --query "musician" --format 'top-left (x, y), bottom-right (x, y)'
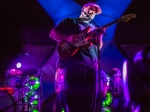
top-left (50, 2), bottom-right (108, 112)
top-left (109, 68), bottom-right (126, 112)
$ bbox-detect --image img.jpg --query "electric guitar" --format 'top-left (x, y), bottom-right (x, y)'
top-left (57, 13), bottom-right (136, 60)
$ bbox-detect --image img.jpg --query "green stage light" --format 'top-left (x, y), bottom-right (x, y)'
top-left (31, 109), bottom-right (38, 112)
top-left (102, 92), bottom-right (113, 107)
top-left (26, 76), bottom-right (40, 90)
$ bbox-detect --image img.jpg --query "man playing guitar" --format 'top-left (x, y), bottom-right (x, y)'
top-left (50, 2), bottom-right (109, 112)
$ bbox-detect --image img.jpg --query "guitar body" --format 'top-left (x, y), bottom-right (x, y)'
top-left (57, 27), bottom-right (92, 60)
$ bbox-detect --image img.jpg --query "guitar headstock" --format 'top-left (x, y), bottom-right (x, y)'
top-left (121, 13), bottom-right (137, 22)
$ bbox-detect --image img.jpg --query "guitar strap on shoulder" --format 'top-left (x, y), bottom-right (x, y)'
top-left (74, 18), bottom-right (90, 28)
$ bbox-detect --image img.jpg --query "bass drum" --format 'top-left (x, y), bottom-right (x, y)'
top-left (0, 90), bottom-right (16, 112)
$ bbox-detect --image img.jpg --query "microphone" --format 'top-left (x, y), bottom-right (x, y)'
top-left (82, 11), bottom-right (91, 18)
top-left (82, 11), bottom-right (107, 37)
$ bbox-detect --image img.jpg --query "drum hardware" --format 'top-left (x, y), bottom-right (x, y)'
top-left (14, 78), bottom-right (23, 88)
top-left (15, 74), bottom-right (33, 112)
top-left (38, 68), bottom-right (45, 112)
top-left (24, 92), bottom-right (32, 112)
top-left (0, 90), bottom-right (32, 112)
top-left (14, 87), bottom-right (26, 112)
top-left (0, 77), bottom-right (15, 95)
top-left (0, 75), bottom-right (34, 112)
top-left (0, 71), bottom-right (33, 112)
top-left (23, 69), bottom-right (43, 112)
top-left (14, 74), bottom-right (33, 112)
top-left (0, 75), bottom-right (26, 95)
top-left (1, 53), bottom-right (40, 112)
top-left (0, 86), bottom-right (15, 95)
top-left (0, 90), bottom-right (16, 112)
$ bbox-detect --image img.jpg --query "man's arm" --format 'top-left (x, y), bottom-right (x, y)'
top-left (99, 36), bottom-right (103, 49)
top-left (50, 28), bottom-right (78, 43)
top-left (50, 28), bottom-right (69, 42)
top-left (98, 27), bottom-right (106, 49)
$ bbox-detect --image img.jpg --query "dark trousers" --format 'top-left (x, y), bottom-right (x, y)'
top-left (65, 63), bottom-right (97, 112)
top-left (110, 97), bottom-right (125, 112)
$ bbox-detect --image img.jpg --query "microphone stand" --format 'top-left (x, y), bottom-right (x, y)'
top-left (82, 11), bottom-right (107, 112)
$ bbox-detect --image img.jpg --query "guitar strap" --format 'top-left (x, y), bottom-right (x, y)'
top-left (74, 18), bottom-right (91, 28)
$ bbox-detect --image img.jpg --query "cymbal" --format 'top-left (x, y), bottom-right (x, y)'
top-left (0, 86), bottom-right (15, 94)
top-left (9, 69), bottom-right (23, 76)
top-left (9, 68), bottom-right (38, 76)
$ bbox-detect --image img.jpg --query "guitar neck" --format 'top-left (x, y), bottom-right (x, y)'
top-left (101, 18), bottom-right (122, 28)
top-left (84, 18), bottom-right (122, 37)
top-left (84, 13), bottom-right (136, 38)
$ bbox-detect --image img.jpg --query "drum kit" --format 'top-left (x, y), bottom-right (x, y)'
top-left (0, 67), bottom-right (38, 112)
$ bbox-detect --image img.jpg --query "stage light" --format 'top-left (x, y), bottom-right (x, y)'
top-left (102, 92), bottom-right (112, 107)
top-left (31, 109), bottom-right (38, 112)
top-left (24, 90), bottom-right (39, 111)
top-left (31, 94), bottom-right (38, 99)
top-left (30, 91), bottom-right (39, 99)
top-left (26, 76), bottom-right (40, 90)
top-left (16, 62), bottom-right (21, 68)
top-left (61, 108), bottom-right (65, 112)
top-left (106, 74), bottom-right (111, 86)
top-left (24, 75), bottom-right (41, 112)
top-left (24, 91), bottom-right (38, 99)
top-left (9, 69), bottom-right (23, 76)
top-left (24, 91), bottom-right (32, 103)
top-left (30, 99), bottom-right (39, 112)
top-left (30, 99), bottom-right (38, 105)
top-left (103, 107), bottom-right (111, 112)
top-left (122, 60), bottom-right (130, 104)
top-left (30, 76), bottom-right (40, 88)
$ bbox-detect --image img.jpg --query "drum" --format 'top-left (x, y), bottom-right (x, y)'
top-left (0, 76), bottom-right (26, 94)
top-left (0, 90), bottom-right (16, 112)
top-left (0, 77), bottom-right (15, 94)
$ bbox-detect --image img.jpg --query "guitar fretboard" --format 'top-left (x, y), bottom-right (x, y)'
top-left (102, 18), bottom-right (122, 28)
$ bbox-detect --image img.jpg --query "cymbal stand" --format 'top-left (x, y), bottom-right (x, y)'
top-left (15, 75), bottom-right (26, 112)
top-left (16, 75), bottom-right (20, 112)
top-left (16, 87), bottom-right (19, 112)
top-left (26, 74), bottom-right (30, 112)
top-left (22, 74), bottom-right (30, 112)
top-left (38, 68), bottom-right (46, 112)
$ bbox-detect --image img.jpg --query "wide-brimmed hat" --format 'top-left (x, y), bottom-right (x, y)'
top-left (82, 2), bottom-right (102, 15)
